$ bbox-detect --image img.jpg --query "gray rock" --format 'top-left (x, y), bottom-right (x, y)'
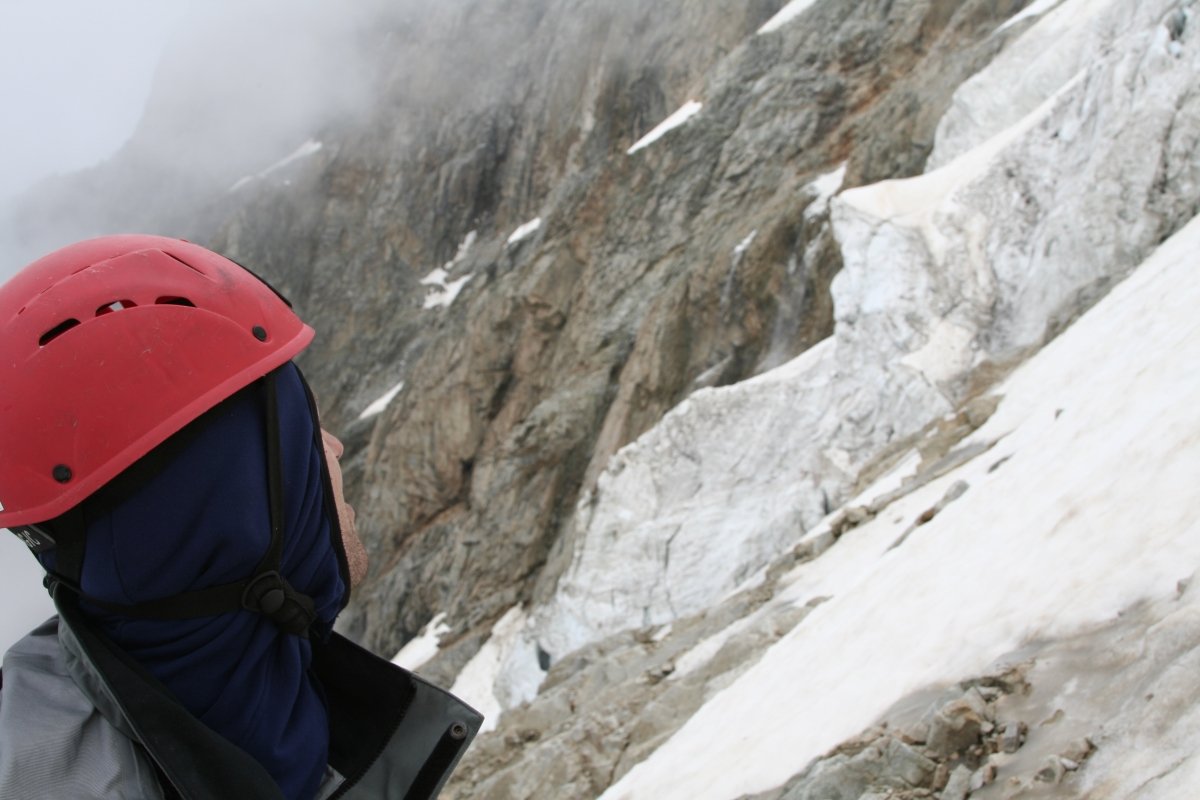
top-left (1000, 721), bottom-right (1026, 754)
top-left (940, 765), bottom-right (973, 800)
top-left (777, 738), bottom-right (936, 800)
top-left (1035, 756), bottom-right (1069, 785)
top-left (926, 697), bottom-right (986, 759)
top-left (1061, 737), bottom-right (1095, 763)
top-left (969, 761), bottom-right (997, 791)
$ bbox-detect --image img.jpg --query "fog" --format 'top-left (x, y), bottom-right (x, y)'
top-left (0, 1), bottom-right (185, 654)
top-left (0, 3), bottom-right (184, 206)
top-left (0, 535), bottom-right (53, 655)
top-left (0, 0), bottom-right (399, 277)
top-left (0, 0), bottom-right (404, 653)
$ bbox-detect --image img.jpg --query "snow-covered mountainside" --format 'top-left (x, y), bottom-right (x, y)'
top-left (7, 0), bottom-right (1197, 797)
top-left (432, 0), bottom-right (1200, 796)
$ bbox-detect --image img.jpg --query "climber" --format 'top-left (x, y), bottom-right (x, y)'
top-left (0, 235), bottom-right (481, 799)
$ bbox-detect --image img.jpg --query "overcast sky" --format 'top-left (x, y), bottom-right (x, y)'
top-left (0, 2), bottom-right (186, 203)
top-left (0, 2), bottom-right (187, 652)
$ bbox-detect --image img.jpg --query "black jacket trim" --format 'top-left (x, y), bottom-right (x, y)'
top-left (53, 587), bottom-right (483, 799)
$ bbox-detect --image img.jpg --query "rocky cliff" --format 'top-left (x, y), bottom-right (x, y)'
top-left (8, 0), bottom-right (1199, 798)
top-left (225, 0), bottom-right (1039, 673)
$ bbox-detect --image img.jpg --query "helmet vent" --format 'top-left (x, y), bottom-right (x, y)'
top-left (156, 296), bottom-right (196, 307)
top-left (39, 319), bottom-right (80, 346)
top-left (96, 299), bottom-right (137, 316)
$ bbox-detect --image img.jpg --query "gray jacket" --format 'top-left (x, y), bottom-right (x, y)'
top-left (0, 600), bottom-right (481, 799)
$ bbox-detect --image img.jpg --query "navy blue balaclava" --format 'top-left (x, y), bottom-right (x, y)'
top-left (69, 363), bottom-right (347, 800)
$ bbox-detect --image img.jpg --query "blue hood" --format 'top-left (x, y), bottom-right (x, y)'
top-left (73, 363), bottom-right (346, 800)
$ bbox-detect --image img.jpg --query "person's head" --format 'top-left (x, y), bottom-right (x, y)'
top-left (0, 233), bottom-right (373, 800)
top-left (0, 234), bottom-right (367, 631)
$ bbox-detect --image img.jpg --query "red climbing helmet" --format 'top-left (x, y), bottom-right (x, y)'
top-left (0, 234), bottom-right (314, 527)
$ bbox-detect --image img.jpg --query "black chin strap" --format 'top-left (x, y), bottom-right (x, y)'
top-left (38, 368), bottom-right (317, 638)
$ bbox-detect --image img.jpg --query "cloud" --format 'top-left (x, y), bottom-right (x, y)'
top-left (0, 3), bottom-right (185, 203)
top-left (0, 0), bottom-right (403, 275)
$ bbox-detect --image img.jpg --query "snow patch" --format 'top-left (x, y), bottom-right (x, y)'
top-left (358, 379), bottom-right (405, 421)
top-left (758, 0), bottom-right (821, 34)
top-left (506, 218), bottom-right (542, 246)
top-left (390, 612), bottom-right (451, 671)
top-left (449, 607), bottom-right (545, 734)
top-left (229, 139), bottom-right (322, 192)
top-left (806, 162), bottom-right (847, 208)
top-left (453, 229), bottom-right (477, 261)
top-left (732, 230), bottom-right (757, 260)
top-left (996, 0), bottom-right (1064, 34)
top-left (627, 101), bottom-right (703, 155)
top-left (421, 230), bottom-right (478, 310)
top-left (422, 273), bottom-right (473, 310)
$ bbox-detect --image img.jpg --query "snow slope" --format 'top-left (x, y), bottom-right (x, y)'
top-left (600, 207), bottom-right (1200, 800)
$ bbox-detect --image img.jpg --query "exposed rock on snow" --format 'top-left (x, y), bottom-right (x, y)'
top-left (443, 575), bottom-right (823, 800)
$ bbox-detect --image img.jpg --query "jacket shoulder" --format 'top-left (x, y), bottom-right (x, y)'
top-left (0, 618), bottom-right (163, 799)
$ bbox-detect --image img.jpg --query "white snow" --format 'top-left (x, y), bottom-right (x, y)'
top-left (421, 267), bottom-right (451, 286)
top-left (732, 230), bottom-right (757, 259)
top-left (390, 612), bottom-right (451, 671)
top-left (506, 218), bottom-right (543, 246)
top-left (420, 229), bottom-right (479, 310)
top-left (805, 162), bottom-right (846, 207)
top-left (839, 63), bottom-right (1084, 225)
top-left (421, 272), bottom-right (473, 310)
top-left (996, 0), bottom-right (1064, 34)
top-left (929, 0), bottom-right (1162, 169)
top-left (533, 338), bottom-right (840, 663)
top-left (627, 101), bottom-right (703, 155)
top-left (600, 212), bottom-right (1200, 800)
top-left (453, 229), bottom-right (477, 261)
top-left (229, 139), bottom-right (322, 192)
top-left (357, 379), bottom-right (405, 421)
top-left (449, 607), bottom-right (546, 733)
top-left (757, 0), bottom-right (821, 34)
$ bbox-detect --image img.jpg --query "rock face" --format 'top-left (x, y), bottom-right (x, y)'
top-left (8, 0), bottom-right (1200, 798)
